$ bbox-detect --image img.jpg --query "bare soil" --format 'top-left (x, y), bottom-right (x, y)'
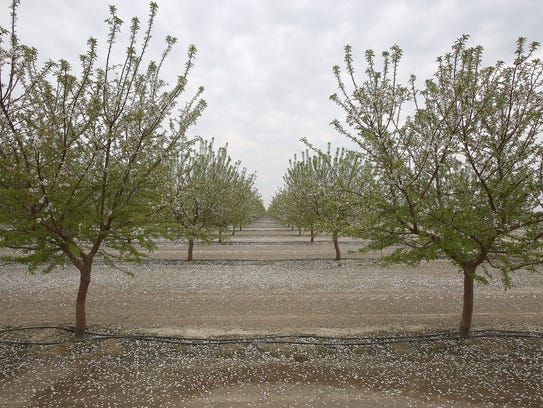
top-left (1, 216), bottom-right (542, 407)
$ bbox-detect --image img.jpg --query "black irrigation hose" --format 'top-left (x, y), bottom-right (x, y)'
top-left (1, 326), bottom-right (542, 347)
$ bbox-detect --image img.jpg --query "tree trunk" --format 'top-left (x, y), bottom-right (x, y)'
top-left (187, 239), bottom-right (194, 261)
top-left (218, 228), bottom-right (223, 243)
top-left (75, 261), bottom-right (92, 335)
top-left (310, 228), bottom-right (315, 243)
top-left (333, 232), bottom-right (341, 260)
top-left (298, 228), bottom-right (302, 236)
top-left (459, 265), bottom-right (475, 336)
top-left (231, 226), bottom-right (236, 236)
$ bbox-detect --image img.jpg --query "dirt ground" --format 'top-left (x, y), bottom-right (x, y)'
top-left (1, 216), bottom-right (542, 407)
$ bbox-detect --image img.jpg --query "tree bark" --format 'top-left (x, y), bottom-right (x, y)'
top-left (459, 265), bottom-right (475, 336)
top-left (75, 261), bottom-right (92, 335)
top-left (310, 228), bottom-right (315, 243)
top-left (333, 231), bottom-right (341, 260)
top-left (187, 239), bottom-right (194, 261)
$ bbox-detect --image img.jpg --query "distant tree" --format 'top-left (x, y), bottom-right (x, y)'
top-left (268, 189), bottom-right (302, 229)
top-left (230, 176), bottom-right (265, 235)
top-left (312, 146), bottom-right (370, 259)
top-left (164, 138), bottom-right (259, 260)
top-left (164, 139), bottom-right (224, 260)
top-left (282, 145), bottom-right (368, 259)
top-left (213, 169), bottom-right (263, 242)
top-left (283, 152), bottom-right (321, 240)
top-left (0, 2), bottom-right (205, 334)
top-left (331, 36), bottom-right (543, 335)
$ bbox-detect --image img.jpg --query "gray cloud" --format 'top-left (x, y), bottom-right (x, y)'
top-left (2, 0), bottom-right (541, 204)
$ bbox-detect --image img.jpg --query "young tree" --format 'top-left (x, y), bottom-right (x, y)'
top-left (0, 2), bottom-right (206, 334)
top-left (268, 188), bottom-right (301, 229)
top-left (230, 176), bottom-right (265, 235)
top-left (164, 138), bottom-right (259, 260)
top-left (283, 152), bottom-right (321, 240)
top-left (211, 165), bottom-right (261, 242)
top-left (282, 146), bottom-right (367, 259)
top-left (331, 36), bottom-right (543, 335)
top-left (164, 139), bottom-right (220, 261)
top-left (314, 146), bottom-right (370, 260)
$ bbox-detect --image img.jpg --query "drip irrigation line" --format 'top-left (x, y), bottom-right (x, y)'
top-left (0, 326), bottom-right (542, 347)
top-left (140, 257), bottom-right (373, 265)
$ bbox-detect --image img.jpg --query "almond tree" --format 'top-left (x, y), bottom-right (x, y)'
top-left (268, 188), bottom-right (304, 231)
top-left (281, 146), bottom-right (367, 259)
top-left (282, 152), bottom-right (321, 240)
top-left (164, 138), bottom-right (259, 260)
top-left (229, 175), bottom-right (265, 235)
top-left (331, 36), bottom-right (543, 335)
top-left (211, 165), bottom-right (260, 243)
top-left (0, 2), bottom-right (205, 334)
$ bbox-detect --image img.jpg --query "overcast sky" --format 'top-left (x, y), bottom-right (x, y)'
top-left (2, 0), bottom-right (542, 205)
